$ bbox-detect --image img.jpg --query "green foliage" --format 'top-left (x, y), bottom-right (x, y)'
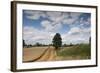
top-left (57, 44), bottom-right (91, 59)
top-left (52, 33), bottom-right (62, 50)
top-left (35, 42), bottom-right (41, 46)
top-left (89, 37), bottom-right (91, 45)
top-left (23, 40), bottom-right (26, 47)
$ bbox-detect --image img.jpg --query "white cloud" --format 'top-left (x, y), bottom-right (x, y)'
top-left (24, 10), bottom-right (83, 32)
top-left (62, 18), bottom-right (75, 25)
top-left (62, 13), bottom-right (81, 24)
top-left (68, 27), bottom-right (82, 34)
top-left (23, 10), bottom-right (91, 44)
top-left (24, 10), bottom-right (46, 20)
top-left (41, 20), bottom-right (62, 32)
top-left (40, 12), bottom-right (82, 32)
top-left (62, 27), bottom-right (90, 44)
top-left (23, 26), bottom-right (55, 45)
top-left (80, 17), bottom-right (91, 26)
top-left (23, 26), bottom-right (90, 45)
top-left (46, 11), bottom-right (63, 22)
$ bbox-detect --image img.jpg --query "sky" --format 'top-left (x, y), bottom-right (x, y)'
top-left (23, 10), bottom-right (91, 45)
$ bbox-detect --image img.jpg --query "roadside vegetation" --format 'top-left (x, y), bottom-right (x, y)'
top-left (57, 44), bottom-right (91, 60)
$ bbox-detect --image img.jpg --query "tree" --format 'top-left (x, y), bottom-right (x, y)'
top-left (52, 33), bottom-right (62, 50)
top-left (35, 42), bottom-right (41, 46)
top-left (70, 43), bottom-right (73, 46)
top-left (89, 37), bottom-right (91, 45)
top-left (63, 44), bottom-right (67, 47)
top-left (23, 40), bottom-right (26, 47)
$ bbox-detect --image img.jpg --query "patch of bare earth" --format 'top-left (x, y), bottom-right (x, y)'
top-left (23, 46), bottom-right (57, 62)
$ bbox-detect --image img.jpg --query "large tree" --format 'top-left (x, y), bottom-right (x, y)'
top-left (52, 33), bottom-right (62, 50)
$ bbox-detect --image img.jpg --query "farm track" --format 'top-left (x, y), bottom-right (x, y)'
top-left (23, 45), bottom-right (89, 62)
top-left (23, 46), bottom-right (56, 62)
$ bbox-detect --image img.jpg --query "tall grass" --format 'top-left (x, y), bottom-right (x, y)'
top-left (57, 44), bottom-right (91, 59)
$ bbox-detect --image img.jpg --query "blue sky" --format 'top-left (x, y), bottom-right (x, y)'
top-left (23, 10), bottom-right (91, 45)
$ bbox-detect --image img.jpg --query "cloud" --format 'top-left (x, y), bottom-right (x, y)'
top-left (24, 10), bottom-right (84, 31)
top-left (23, 10), bottom-right (91, 44)
top-left (41, 20), bottom-right (62, 32)
top-left (46, 11), bottom-right (63, 22)
top-left (23, 26), bottom-right (55, 45)
top-left (62, 27), bottom-right (90, 44)
top-left (80, 17), bottom-right (91, 27)
top-left (23, 26), bottom-right (90, 45)
top-left (40, 12), bottom-right (82, 32)
top-left (62, 13), bottom-right (82, 25)
top-left (24, 10), bottom-right (46, 20)
top-left (68, 27), bottom-right (82, 34)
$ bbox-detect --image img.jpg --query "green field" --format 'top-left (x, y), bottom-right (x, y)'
top-left (57, 44), bottom-right (91, 60)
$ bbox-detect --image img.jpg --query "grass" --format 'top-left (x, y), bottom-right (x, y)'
top-left (57, 44), bottom-right (91, 59)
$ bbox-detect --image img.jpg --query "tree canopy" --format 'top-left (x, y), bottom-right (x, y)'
top-left (52, 33), bottom-right (62, 50)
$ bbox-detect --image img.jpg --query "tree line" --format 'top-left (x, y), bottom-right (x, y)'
top-left (23, 40), bottom-right (53, 48)
top-left (23, 33), bottom-right (91, 50)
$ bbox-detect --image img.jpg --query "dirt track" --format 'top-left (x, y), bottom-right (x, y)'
top-left (23, 46), bottom-right (57, 62)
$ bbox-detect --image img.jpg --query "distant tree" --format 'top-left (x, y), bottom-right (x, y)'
top-left (70, 43), bottom-right (73, 46)
top-left (29, 44), bottom-right (32, 47)
top-left (89, 37), bottom-right (91, 45)
top-left (35, 42), bottom-right (41, 46)
top-left (52, 33), bottom-right (62, 50)
top-left (23, 40), bottom-right (26, 47)
top-left (63, 44), bottom-right (67, 47)
top-left (49, 44), bottom-right (53, 46)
